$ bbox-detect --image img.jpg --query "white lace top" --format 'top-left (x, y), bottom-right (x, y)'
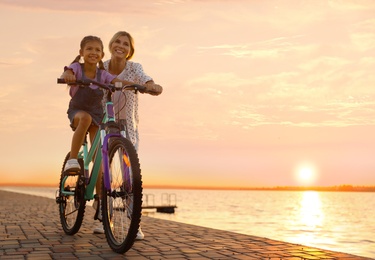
top-left (103, 60), bottom-right (153, 149)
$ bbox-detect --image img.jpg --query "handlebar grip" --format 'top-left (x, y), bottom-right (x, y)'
top-left (135, 84), bottom-right (146, 93)
top-left (57, 78), bottom-right (91, 86)
top-left (123, 84), bottom-right (146, 93)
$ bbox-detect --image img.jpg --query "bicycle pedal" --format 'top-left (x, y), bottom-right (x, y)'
top-left (63, 169), bottom-right (81, 176)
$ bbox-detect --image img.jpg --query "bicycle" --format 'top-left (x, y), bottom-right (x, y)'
top-left (55, 78), bottom-right (145, 253)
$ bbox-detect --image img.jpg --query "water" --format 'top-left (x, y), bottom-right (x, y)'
top-left (1, 186), bottom-right (374, 258)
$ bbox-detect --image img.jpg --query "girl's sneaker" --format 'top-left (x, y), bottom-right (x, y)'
top-left (64, 159), bottom-right (81, 173)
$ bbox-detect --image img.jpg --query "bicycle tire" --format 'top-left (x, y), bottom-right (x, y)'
top-left (57, 153), bottom-right (86, 235)
top-left (102, 137), bottom-right (143, 253)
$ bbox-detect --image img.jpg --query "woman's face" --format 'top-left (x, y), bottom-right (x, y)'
top-left (110, 35), bottom-right (131, 60)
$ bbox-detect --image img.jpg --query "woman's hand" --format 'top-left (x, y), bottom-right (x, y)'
top-left (145, 82), bottom-right (163, 96)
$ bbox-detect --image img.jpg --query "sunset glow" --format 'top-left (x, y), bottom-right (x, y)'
top-left (0, 1), bottom-right (375, 188)
top-left (297, 166), bottom-right (316, 185)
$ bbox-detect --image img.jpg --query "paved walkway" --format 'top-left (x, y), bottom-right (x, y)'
top-left (0, 190), bottom-right (372, 260)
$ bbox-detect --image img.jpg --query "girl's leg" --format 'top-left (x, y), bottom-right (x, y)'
top-left (64, 111), bottom-right (93, 172)
top-left (69, 111), bottom-right (93, 159)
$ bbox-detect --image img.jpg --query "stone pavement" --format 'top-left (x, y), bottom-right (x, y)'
top-left (0, 190), bottom-right (372, 260)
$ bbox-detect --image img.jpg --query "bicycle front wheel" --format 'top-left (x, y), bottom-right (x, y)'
top-left (102, 137), bottom-right (142, 254)
top-left (57, 153), bottom-right (86, 235)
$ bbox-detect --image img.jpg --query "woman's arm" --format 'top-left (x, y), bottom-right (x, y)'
top-left (112, 78), bottom-right (134, 86)
top-left (111, 78), bottom-right (163, 96)
top-left (144, 81), bottom-right (163, 96)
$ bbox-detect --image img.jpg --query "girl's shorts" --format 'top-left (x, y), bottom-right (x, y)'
top-left (67, 108), bottom-right (102, 131)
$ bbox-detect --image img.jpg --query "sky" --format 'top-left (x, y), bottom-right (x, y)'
top-left (0, 0), bottom-right (374, 189)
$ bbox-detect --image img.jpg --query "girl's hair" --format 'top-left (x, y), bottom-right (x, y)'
top-left (108, 31), bottom-right (135, 60)
top-left (71, 35), bottom-right (105, 69)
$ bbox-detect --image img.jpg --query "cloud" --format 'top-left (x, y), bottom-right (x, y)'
top-left (197, 35), bottom-right (312, 59)
top-left (186, 72), bottom-right (249, 88)
top-left (0, 58), bottom-right (33, 67)
top-left (229, 99), bottom-right (375, 128)
top-left (0, 0), bottom-right (171, 15)
top-left (153, 44), bottom-right (184, 60)
top-left (182, 66), bottom-right (375, 130)
top-left (328, 0), bottom-right (375, 11)
top-left (350, 32), bottom-right (375, 52)
top-left (299, 56), bottom-right (350, 76)
top-left (154, 0), bottom-right (187, 5)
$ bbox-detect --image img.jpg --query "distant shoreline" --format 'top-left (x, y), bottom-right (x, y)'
top-left (0, 183), bottom-right (374, 192)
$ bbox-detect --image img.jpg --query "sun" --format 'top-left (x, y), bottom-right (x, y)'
top-left (299, 167), bottom-right (313, 181)
top-left (295, 164), bottom-right (317, 185)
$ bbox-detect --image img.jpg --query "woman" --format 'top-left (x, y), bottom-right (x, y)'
top-left (105, 31), bottom-right (162, 149)
top-left (93, 31), bottom-right (163, 238)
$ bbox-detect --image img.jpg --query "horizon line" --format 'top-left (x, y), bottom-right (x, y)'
top-left (1, 183), bottom-right (375, 191)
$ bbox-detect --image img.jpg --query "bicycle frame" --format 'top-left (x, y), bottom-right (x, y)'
top-left (59, 81), bottom-right (134, 202)
top-left (57, 78), bottom-right (145, 252)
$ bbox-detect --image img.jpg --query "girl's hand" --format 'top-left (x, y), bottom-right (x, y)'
top-left (62, 69), bottom-right (76, 83)
top-left (145, 82), bottom-right (163, 96)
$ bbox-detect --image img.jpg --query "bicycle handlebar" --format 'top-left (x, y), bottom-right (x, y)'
top-left (57, 78), bottom-right (147, 93)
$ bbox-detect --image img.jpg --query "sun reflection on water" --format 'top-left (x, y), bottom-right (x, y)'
top-left (300, 191), bottom-right (323, 229)
top-left (293, 191), bottom-right (325, 245)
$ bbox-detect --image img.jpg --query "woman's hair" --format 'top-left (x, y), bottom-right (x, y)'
top-left (108, 31), bottom-right (135, 60)
top-left (71, 35), bottom-right (105, 69)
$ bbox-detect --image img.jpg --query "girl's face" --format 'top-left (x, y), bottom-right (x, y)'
top-left (80, 40), bottom-right (104, 65)
top-left (110, 35), bottom-right (131, 60)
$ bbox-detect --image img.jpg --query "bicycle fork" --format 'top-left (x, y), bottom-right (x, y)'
top-left (101, 132), bottom-right (133, 195)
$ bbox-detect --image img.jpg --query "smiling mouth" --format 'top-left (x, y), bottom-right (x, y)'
top-left (115, 49), bottom-right (124, 54)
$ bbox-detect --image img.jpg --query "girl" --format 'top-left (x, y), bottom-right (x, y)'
top-left (61, 35), bottom-right (118, 173)
top-left (61, 35), bottom-right (130, 225)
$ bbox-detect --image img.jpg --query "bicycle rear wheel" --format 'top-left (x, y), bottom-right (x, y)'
top-left (102, 137), bottom-right (142, 253)
top-left (57, 153), bottom-right (86, 235)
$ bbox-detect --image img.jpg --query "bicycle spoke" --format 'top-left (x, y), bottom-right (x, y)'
top-left (57, 154), bottom-right (86, 235)
top-left (102, 137), bottom-right (142, 253)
